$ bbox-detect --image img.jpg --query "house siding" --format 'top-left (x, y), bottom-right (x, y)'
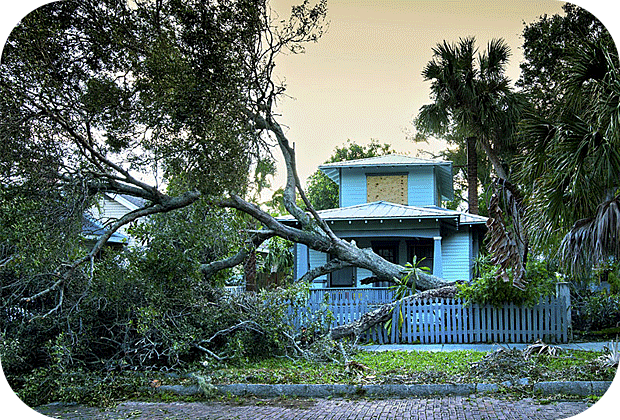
top-left (340, 168), bottom-right (367, 207)
top-left (441, 229), bottom-right (472, 282)
top-left (340, 166), bottom-right (439, 208)
top-left (91, 197), bottom-right (134, 238)
top-left (295, 243), bottom-right (309, 280)
top-left (408, 166), bottom-right (435, 207)
top-left (308, 248), bottom-right (328, 285)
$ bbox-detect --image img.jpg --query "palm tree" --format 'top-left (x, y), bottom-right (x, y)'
top-left (517, 37), bottom-right (620, 275)
top-left (415, 37), bottom-right (529, 289)
top-left (415, 37), bottom-right (522, 213)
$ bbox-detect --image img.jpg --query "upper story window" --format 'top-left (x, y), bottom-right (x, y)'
top-left (366, 173), bottom-right (408, 205)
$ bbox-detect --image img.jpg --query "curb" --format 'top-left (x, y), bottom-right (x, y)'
top-left (157, 380), bottom-right (613, 399)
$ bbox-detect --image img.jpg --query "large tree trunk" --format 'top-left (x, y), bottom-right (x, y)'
top-left (211, 194), bottom-right (449, 290)
top-left (467, 136), bottom-right (479, 215)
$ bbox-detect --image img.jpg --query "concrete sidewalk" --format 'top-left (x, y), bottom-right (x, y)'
top-left (360, 341), bottom-right (610, 352)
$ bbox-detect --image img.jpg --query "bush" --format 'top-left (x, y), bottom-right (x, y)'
top-left (457, 256), bottom-right (557, 307)
top-left (573, 293), bottom-right (620, 332)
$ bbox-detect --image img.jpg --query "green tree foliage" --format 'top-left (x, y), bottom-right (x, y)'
top-left (456, 257), bottom-right (557, 307)
top-left (415, 36), bottom-right (524, 184)
top-left (515, 5), bottom-right (620, 275)
top-left (516, 3), bottom-right (612, 116)
top-left (0, 0), bottom-right (330, 390)
top-left (0, 0), bottom-right (270, 200)
top-left (305, 139), bottom-right (395, 210)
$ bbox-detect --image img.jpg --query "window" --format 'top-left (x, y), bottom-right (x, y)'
top-left (366, 174), bottom-right (408, 205)
top-left (328, 254), bottom-right (356, 287)
top-left (372, 241), bottom-right (399, 264)
top-left (329, 266), bottom-right (356, 287)
top-left (407, 239), bottom-right (434, 274)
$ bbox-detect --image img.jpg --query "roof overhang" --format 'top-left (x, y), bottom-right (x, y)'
top-left (277, 201), bottom-right (487, 230)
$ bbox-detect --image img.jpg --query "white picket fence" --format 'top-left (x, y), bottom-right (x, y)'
top-left (306, 287), bottom-right (571, 344)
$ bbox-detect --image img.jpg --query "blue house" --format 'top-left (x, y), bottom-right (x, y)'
top-left (280, 155), bottom-right (487, 288)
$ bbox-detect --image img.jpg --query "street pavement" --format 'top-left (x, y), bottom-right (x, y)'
top-left (35, 395), bottom-right (596, 420)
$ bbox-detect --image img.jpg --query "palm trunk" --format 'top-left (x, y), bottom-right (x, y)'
top-left (467, 136), bottom-right (479, 214)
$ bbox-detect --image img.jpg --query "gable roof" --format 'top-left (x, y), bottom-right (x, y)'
top-left (319, 154), bottom-right (449, 169)
top-left (278, 201), bottom-right (487, 226)
top-left (82, 214), bottom-right (129, 244)
top-left (318, 154), bottom-right (453, 201)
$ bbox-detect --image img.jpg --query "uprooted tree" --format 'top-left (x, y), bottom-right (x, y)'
top-left (1, 0), bottom-right (523, 346)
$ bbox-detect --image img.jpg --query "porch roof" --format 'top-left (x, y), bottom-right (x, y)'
top-left (278, 201), bottom-right (487, 225)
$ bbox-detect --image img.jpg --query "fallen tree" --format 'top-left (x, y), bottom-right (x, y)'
top-left (329, 284), bottom-right (460, 342)
top-left (3, 0), bottom-right (520, 343)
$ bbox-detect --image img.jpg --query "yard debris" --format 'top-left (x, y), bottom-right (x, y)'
top-left (597, 339), bottom-right (620, 367)
top-left (468, 346), bottom-right (534, 383)
top-left (523, 340), bottom-right (562, 359)
top-left (345, 360), bottom-right (370, 373)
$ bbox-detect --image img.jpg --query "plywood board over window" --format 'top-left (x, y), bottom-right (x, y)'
top-left (366, 174), bottom-right (408, 205)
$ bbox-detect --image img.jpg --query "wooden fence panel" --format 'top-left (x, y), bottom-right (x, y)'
top-left (298, 289), bottom-right (570, 344)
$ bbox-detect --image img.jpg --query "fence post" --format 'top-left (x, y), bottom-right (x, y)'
top-left (556, 282), bottom-right (571, 342)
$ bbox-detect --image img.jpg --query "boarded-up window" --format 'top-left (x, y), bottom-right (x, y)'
top-left (366, 174), bottom-right (408, 205)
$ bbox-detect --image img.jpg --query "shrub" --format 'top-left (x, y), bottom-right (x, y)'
top-left (457, 256), bottom-right (557, 307)
top-left (573, 293), bottom-right (620, 332)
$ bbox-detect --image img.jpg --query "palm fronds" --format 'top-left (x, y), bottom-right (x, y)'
top-left (560, 195), bottom-right (620, 274)
top-left (517, 35), bottom-right (620, 274)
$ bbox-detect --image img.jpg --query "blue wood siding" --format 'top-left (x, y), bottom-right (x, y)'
top-left (407, 166), bottom-right (436, 206)
top-left (340, 168), bottom-right (366, 207)
top-left (441, 229), bottom-right (472, 282)
top-left (339, 166), bottom-right (439, 207)
top-left (308, 248), bottom-right (328, 285)
top-left (295, 243), bottom-right (309, 279)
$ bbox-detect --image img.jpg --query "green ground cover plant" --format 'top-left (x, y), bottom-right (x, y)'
top-left (199, 349), bottom-right (614, 386)
top-left (18, 347), bottom-right (618, 408)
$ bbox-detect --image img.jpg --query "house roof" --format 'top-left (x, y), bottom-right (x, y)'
top-left (278, 201), bottom-right (487, 225)
top-left (318, 154), bottom-right (453, 201)
top-left (82, 215), bottom-right (129, 244)
top-left (319, 154), bottom-right (449, 168)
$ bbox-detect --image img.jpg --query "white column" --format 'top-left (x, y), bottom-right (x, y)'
top-left (433, 236), bottom-right (443, 278)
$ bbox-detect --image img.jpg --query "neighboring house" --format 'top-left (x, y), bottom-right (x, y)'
top-left (278, 154), bottom-right (487, 288)
top-left (83, 193), bottom-right (146, 248)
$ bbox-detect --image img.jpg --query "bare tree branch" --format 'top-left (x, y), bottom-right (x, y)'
top-left (299, 259), bottom-right (354, 283)
top-left (200, 230), bottom-right (277, 279)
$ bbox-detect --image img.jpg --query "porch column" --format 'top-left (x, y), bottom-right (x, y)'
top-left (433, 236), bottom-right (443, 278)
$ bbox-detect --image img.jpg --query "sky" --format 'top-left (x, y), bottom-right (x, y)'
top-left (266, 0), bottom-right (598, 191)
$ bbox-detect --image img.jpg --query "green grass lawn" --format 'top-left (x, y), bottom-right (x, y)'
top-left (200, 349), bottom-right (615, 386)
top-left (22, 349), bottom-right (617, 408)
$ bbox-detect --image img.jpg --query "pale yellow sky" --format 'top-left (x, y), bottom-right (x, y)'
top-left (267, 0), bottom-right (618, 192)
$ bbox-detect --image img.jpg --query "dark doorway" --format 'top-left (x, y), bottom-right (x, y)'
top-left (407, 239), bottom-right (434, 274)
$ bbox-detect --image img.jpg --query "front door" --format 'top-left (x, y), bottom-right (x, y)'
top-left (407, 239), bottom-right (434, 274)
top-left (371, 240), bottom-right (400, 287)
